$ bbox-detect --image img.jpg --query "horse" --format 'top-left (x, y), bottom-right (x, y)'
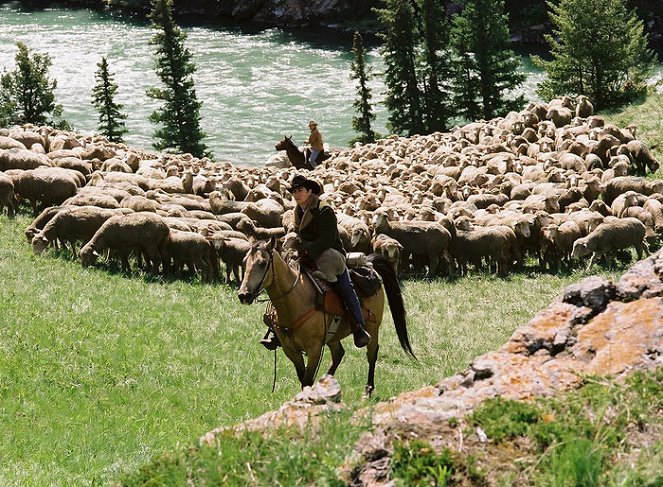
top-left (275, 135), bottom-right (330, 170)
top-left (237, 237), bottom-right (416, 398)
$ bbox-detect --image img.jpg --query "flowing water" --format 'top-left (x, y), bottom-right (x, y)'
top-left (0, 3), bottom-right (554, 167)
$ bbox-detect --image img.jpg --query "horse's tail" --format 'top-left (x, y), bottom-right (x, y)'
top-left (367, 253), bottom-right (417, 360)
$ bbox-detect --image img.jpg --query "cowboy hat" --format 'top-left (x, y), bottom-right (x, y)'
top-left (288, 174), bottom-right (322, 195)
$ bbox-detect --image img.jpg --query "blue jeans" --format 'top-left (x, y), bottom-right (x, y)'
top-left (309, 149), bottom-right (320, 168)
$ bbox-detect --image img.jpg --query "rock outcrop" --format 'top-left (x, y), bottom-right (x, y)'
top-left (349, 250), bottom-right (663, 485)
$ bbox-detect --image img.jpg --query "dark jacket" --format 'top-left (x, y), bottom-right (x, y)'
top-left (295, 200), bottom-right (345, 259)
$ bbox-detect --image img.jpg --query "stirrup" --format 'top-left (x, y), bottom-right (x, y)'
top-left (260, 333), bottom-right (281, 351)
top-left (353, 328), bottom-right (371, 348)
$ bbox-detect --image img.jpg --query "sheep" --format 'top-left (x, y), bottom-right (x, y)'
top-left (209, 190), bottom-right (250, 215)
top-left (79, 212), bottom-right (170, 274)
top-left (24, 205), bottom-right (76, 242)
top-left (236, 218), bottom-right (286, 241)
top-left (371, 233), bottom-right (404, 273)
top-left (209, 235), bottom-right (250, 283)
top-left (602, 176), bottom-right (663, 206)
top-left (337, 213), bottom-right (372, 253)
top-left (15, 167), bottom-right (79, 215)
top-left (610, 190), bottom-right (646, 217)
top-left (625, 139), bottom-right (660, 175)
top-left (450, 217), bottom-right (514, 276)
top-left (373, 210), bottom-right (452, 276)
top-left (63, 188), bottom-right (121, 209)
top-left (241, 199), bottom-right (284, 228)
top-left (0, 172), bottom-right (17, 217)
top-left (571, 217), bottom-right (646, 268)
top-left (120, 195), bottom-right (160, 213)
top-left (540, 221), bottom-right (582, 271)
top-left (31, 206), bottom-right (133, 256)
top-left (0, 148), bottom-right (51, 171)
top-left (575, 95), bottom-right (594, 118)
top-left (0, 136), bottom-right (26, 150)
top-left (164, 230), bottom-right (218, 282)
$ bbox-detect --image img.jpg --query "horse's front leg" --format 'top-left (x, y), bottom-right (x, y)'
top-left (326, 341), bottom-right (345, 376)
top-left (281, 344), bottom-right (306, 386)
top-left (302, 346), bottom-right (323, 388)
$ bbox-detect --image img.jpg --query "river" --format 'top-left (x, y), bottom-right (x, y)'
top-left (1, 3), bottom-right (549, 167)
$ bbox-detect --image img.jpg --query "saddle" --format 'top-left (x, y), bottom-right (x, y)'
top-left (300, 255), bottom-right (382, 320)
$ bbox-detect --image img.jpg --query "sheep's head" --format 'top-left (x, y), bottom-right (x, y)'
top-left (31, 234), bottom-right (50, 255)
top-left (571, 239), bottom-right (590, 259)
top-left (541, 224), bottom-right (559, 242)
top-left (79, 246), bottom-right (99, 267)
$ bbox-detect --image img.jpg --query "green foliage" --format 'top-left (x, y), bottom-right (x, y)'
top-left (0, 42), bottom-right (66, 128)
top-left (418, 0), bottom-right (453, 132)
top-left (120, 411), bottom-right (364, 486)
top-left (375, 0), bottom-right (455, 136)
top-left (391, 439), bottom-right (455, 486)
top-left (468, 397), bottom-right (541, 442)
top-left (147, 0), bottom-right (210, 158)
top-left (349, 31), bottom-right (379, 145)
top-left (449, 0), bottom-right (526, 121)
top-left (375, 0), bottom-right (425, 136)
top-left (546, 438), bottom-right (605, 487)
top-left (91, 56), bottom-right (127, 143)
top-left (533, 0), bottom-right (657, 110)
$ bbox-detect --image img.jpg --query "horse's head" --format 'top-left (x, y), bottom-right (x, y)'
top-left (275, 135), bottom-right (294, 152)
top-left (237, 237), bottom-right (277, 304)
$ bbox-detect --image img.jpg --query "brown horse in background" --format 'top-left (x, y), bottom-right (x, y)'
top-left (237, 238), bottom-right (416, 398)
top-left (275, 135), bottom-right (330, 170)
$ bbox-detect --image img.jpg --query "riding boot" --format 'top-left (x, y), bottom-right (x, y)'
top-left (334, 268), bottom-right (371, 348)
top-left (260, 329), bottom-right (281, 351)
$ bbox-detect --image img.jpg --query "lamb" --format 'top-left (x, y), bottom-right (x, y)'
top-left (236, 218), bottom-right (286, 241)
top-left (0, 172), bottom-right (17, 217)
top-left (209, 235), bottom-right (251, 283)
top-left (164, 230), bottom-right (218, 282)
top-left (571, 217), bottom-right (646, 268)
top-left (32, 206), bottom-right (133, 256)
top-left (79, 212), bottom-right (170, 274)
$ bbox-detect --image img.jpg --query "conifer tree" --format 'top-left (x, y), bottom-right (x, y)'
top-left (147, 0), bottom-right (209, 158)
top-left (419, 0), bottom-right (452, 132)
top-left (0, 42), bottom-right (63, 127)
top-left (533, 0), bottom-right (656, 110)
top-left (449, 0), bottom-right (525, 121)
top-left (375, 0), bottom-right (425, 136)
top-left (350, 31), bottom-right (378, 145)
top-left (91, 57), bottom-right (127, 143)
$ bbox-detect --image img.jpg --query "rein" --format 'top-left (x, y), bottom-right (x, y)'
top-left (254, 250), bottom-right (301, 303)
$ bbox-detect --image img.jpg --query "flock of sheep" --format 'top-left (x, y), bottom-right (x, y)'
top-left (1, 93), bottom-right (662, 282)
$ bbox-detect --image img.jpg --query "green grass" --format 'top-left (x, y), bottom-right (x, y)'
top-left (389, 369), bottom-right (663, 486)
top-left (0, 213), bottom-right (628, 486)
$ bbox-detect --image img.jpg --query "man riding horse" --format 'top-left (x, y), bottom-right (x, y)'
top-left (260, 174), bottom-right (371, 350)
top-left (305, 120), bottom-right (324, 168)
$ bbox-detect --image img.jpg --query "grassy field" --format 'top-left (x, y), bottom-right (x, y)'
top-left (0, 213), bottom-right (628, 486)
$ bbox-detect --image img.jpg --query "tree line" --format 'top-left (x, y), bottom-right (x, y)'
top-left (0, 0), bottom-right (658, 158)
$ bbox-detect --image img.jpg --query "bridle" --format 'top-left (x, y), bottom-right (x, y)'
top-left (251, 248), bottom-right (301, 303)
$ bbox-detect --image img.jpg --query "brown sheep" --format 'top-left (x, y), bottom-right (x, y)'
top-left (79, 212), bottom-right (170, 274)
top-left (571, 217), bottom-right (646, 268)
top-left (371, 234), bottom-right (403, 273)
top-left (15, 167), bottom-right (79, 215)
top-left (165, 230), bottom-right (218, 282)
top-left (0, 172), bottom-right (17, 217)
top-left (209, 235), bottom-right (250, 283)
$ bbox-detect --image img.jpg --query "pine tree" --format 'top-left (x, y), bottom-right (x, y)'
top-left (350, 32), bottom-right (378, 145)
top-left (147, 0), bottom-right (209, 158)
top-left (533, 0), bottom-right (656, 110)
top-left (419, 0), bottom-right (452, 132)
top-left (91, 57), bottom-right (127, 143)
top-left (375, 0), bottom-right (425, 136)
top-left (0, 42), bottom-right (63, 127)
top-left (449, 0), bottom-right (525, 121)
